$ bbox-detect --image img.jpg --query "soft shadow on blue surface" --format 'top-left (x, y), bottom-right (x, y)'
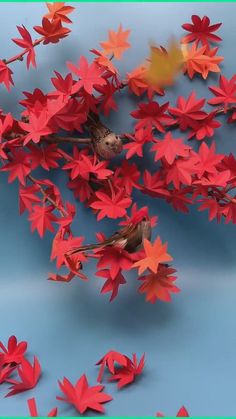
top-left (1, 3), bottom-right (236, 417)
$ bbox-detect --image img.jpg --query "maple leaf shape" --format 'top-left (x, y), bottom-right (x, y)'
top-left (28, 204), bottom-right (58, 238)
top-left (182, 15), bottom-right (222, 46)
top-left (182, 43), bottom-right (223, 79)
top-left (100, 24), bottom-right (130, 60)
top-left (34, 17), bottom-right (70, 45)
top-left (131, 101), bottom-right (174, 132)
top-left (109, 353), bottom-right (145, 389)
top-left (157, 406), bottom-right (189, 417)
top-left (97, 269), bottom-right (127, 302)
top-left (124, 127), bottom-right (153, 159)
top-left (114, 160), bottom-right (141, 194)
top-left (28, 398), bottom-right (57, 417)
top-left (51, 232), bottom-right (85, 269)
top-left (126, 64), bottom-right (164, 99)
top-left (168, 91), bottom-right (206, 131)
top-left (44, 2), bottom-right (75, 24)
top-left (138, 265), bottom-right (179, 303)
top-left (57, 374), bottom-right (112, 414)
top-left (151, 132), bottom-right (190, 164)
top-left (0, 335), bottom-right (27, 365)
top-left (19, 111), bottom-right (53, 145)
top-left (90, 189), bottom-right (132, 220)
top-left (96, 245), bottom-right (134, 279)
top-left (0, 60), bottom-right (14, 91)
top-left (196, 142), bottom-right (224, 178)
top-left (1, 149), bottom-right (31, 185)
top-left (188, 111), bottom-right (221, 141)
top-left (96, 82), bottom-right (118, 116)
top-left (6, 357), bottom-right (41, 397)
top-left (28, 144), bottom-right (61, 171)
top-left (208, 75), bottom-right (236, 111)
top-left (12, 25), bottom-right (36, 69)
top-left (96, 350), bottom-right (128, 382)
top-left (142, 171), bottom-right (170, 198)
top-left (166, 154), bottom-right (199, 189)
top-left (146, 40), bottom-right (183, 87)
top-left (51, 71), bottom-right (74, 96)
top-left (132, 237), bottom-right (173, 275)
top-left (67, 56), bottom-right (106, 95)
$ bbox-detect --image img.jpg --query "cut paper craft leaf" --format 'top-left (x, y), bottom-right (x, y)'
top-left (100, 24), bottom-right (130, 59)
top-left (109, 353), bottom-right (145, 389)
top-left (57, 374), bottom-right (112, 414)
top-left (0, 335), bottom-right (27, 365)
top-left (5, 356), bottom-right (41, 397)
top-left (146, 39), bottom-right (183, 87)
top-left (96, 350), bottom-right (128, 383)
top-left (132, 236), bottom-right (173, 274)
top-left (181, 14), bottom-right (222, 46)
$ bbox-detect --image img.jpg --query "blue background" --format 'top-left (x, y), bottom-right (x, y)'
top-left (1, 2), bottom-right (236, 417)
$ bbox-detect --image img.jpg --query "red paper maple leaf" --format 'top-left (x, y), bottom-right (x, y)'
top-left (44, 2), bottom-right (75, 24)
top-left (28, 144), bottom-right (61, 171)
top-left (138, 265), bottom-right (179, 303)
top-left (182, 15), bottom-right (222, 46)
top-left (208, 75), bottom-right (236, 111)
top-left (12, 25), bottom-right (36, 69)
top-left (34, 17), bottom-right (71, 44)
top-left (28, 204), bottom-right (58, 238)
top-left (168, 91), bottom-right (206, 131)
top-left (151, 132), bottom-right (190, 164)
top-left (166, 153), bottom-right (200, 189)
top-left (133, 237), bottom-right (173, 275)
top-left (124, 127), bottom-right (153, 159)
top-left (6, 356), bottom-right (41, 397)
top-left (96, 350), bottom-right (128, 383)
top-left (0, 335), bottom-right (27, 365)
top-left (27, 398), bottom-right (57, 417)
top-left (196, 142), bottom-right (224, 178)
top-left (57, 374), bottom-right (112, 414)
top-left (0, 113), bottom-right (13, 141)
top-left (100, 24), bottom-right (130, 60)
top-left (1, 149), bottom-right (31, 185)
top-left (97, 269), bottom-right (127, 301)
top-left (96, 245), bottom-right (134, 279)
top-left (90, 188), bottom-right (132, 220)
top-left (0, 60), bottom-right (14, 91)
top-left (131, 101), bottom-right (173, 132)
top-left (109, 353), bottom-right (145, 389)
top-left (67, 56), bottom-right (106, 95)
top-left (188, 111), bottom-right (221, 141)
top-left (19, 111), bottom-right (53, 145)
top-left (182, 43), bottom-right (223, 80)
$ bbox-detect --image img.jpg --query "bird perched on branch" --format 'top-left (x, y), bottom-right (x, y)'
top-left (67, 218), bottom-right (151, 256)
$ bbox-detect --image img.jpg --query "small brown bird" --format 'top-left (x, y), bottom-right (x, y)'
top-left (68, 219), bottom-right (151, 256)
top-left (86, 113), bottom-right (123, 160)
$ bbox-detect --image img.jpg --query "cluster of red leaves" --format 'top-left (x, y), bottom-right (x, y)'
top-left (0, 6), bottom-right (236, 306)
top-left (0, 336), bottom-right (41, 397)
top-left (0, 336), bottom-right (146, 416)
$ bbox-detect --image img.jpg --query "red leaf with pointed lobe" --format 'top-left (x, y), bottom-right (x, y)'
top-left (90, 188), bottom-right (132, 220)
top-left (96, 350), bottom-right (128, 382)
top-left (57, 374), bottom-right (112, 414)
top-left (182, 15), bottom-right (222, 46)
top-left (13, 25), bottom-right (36, 69)
top-left (109, 353), bottom-right (145, 389)
top-left (6, 356), bottom-right (41, 397)
top-left (28, 204), bottom-right (58, 238)
top-left (34, 17), bottom-right (71, 45)
top-left (0, 335), bottom-right (27, 365)
top-left (67, 56), bottom-right (106, 95)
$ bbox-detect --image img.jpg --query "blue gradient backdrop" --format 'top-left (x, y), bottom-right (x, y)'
top-left (1, 2), bottom-right (236, 417)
